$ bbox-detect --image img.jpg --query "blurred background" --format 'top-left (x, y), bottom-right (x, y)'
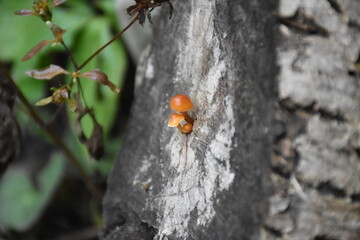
top-left (0, 0), bottom-right (153, 239)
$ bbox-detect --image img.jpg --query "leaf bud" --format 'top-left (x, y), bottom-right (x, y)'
top-left (51, 86), bottom-right (70, 104)
top-left (33, 0), bottom-right (52, 22)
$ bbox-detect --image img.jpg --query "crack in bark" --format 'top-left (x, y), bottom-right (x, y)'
top-left (350, 193), bottom-right (360, 202)
top-left (326, 0), bottom-right (346, 16)
top-left (348, 19), bottom-right (360, 30)
top-left (263, 225), bottom-right (283, 238)
top-left (316, 181), bottom-right (347, 199)
top-left (279, 99), bottom-right (347, 122)
top-left (314, 234), bottom-right (340, 240)
top-left (326, 0), bottom-right (360, 31)
top-left (278, 8), bottom-right (330, 37)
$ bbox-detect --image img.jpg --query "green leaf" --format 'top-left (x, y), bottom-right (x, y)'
top-left (0, 153), bottom-right (65, 231)
top-left (96, 0), bottom-right (121, 27)
top-left (0, 0), bottom-right (52, 103)
top-left (0, 0), bottom-right (94, 104)
top-left (50, 0), bottom-right (94, 47)
top-left (0, 0), bottom-right (51, 61)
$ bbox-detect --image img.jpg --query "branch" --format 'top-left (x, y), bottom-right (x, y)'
top-left (77, 14), bottom-right (139, 71)
top-left (0, 62), bottom-right (102, 199)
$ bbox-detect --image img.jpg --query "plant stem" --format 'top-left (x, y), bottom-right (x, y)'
top-left (0, 62), bottom-right (102, 199)
top-left (61, 40), bottom-right (89, 109)
top-left (62, 41), bottom-right (78, 69)
top-left (77, 14), bottom-right (139, 71)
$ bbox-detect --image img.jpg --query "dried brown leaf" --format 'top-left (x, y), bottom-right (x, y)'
top-left (80, 70), bottom-right (120, 94)
top-left (73, 93), bottom-right (85, 113)
top-left (22, 40), bottom-right (53, 61)
top-left (25, 64), bottom-right (69, 80)
top-left (52, 86), bottom-right (70, 104)
top-left (46, 21), bottom-right (66, 42)
top-left (15, 9), bottom-right (35, 16)
top-left (33, 0), bottom-right (52, 21)
top-left (86, 122), bottom-right (104, 160)
top-left (74, 109), bottom-right (104, 159)
top-left (51, 0), bottom-right (67, 7)
top-left (68, 98), bottom-right (77, 112)
top-left (75, 110), bottom-right (88, 143)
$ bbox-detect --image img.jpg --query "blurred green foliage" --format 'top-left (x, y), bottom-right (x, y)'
top-left (0, 0), bottom-right (127, 231)
top-left (0, 154), bottom-right (65, 231)
top-left (72, 16), bottom-right (126, 137)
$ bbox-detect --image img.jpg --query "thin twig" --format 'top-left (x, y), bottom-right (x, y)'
top-left (77, 14), bottom-right (139, 71)
top-left (61, 40), bottom-right (87, 107)
top-left (61, 41), bottom-right (96, 123)
top-left (61, 41), bottom-right (79, 69)
top-left (0, 62), bottom-right (102, 199)
top-left (61, 40), bottom-right (89, 109)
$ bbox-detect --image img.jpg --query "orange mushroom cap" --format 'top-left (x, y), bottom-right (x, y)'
top-left (169, 94), bottom-right (193, 112)
top-left (182, 123), bottom-right (193, 134)
top-left (168, 113), bottom-right (185, 127)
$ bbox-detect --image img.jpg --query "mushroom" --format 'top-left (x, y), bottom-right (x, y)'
top-left (182, 122), bottom-right (193, 134)
top-left (168, 113), bottom-right (188, 134)
top-left (169, 94), bottom-right (194, 124)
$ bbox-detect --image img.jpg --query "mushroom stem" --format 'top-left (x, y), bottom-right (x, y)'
top-left (179, 112), bottom-right (194, 124)
top-left (177, 124), bottom-right (185, 134)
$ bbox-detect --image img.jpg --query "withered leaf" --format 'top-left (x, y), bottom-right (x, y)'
top-left (15, 9), bottom-right (35, 16)
top-left (33, 0), bottom-right (52, 22)
top-left (68, 98), bottom-right (77, 112)
top-left (35, 96), bottom-right (52, 106)
top-left (51, 86), bottom-right (70, 104)
top-left (86, 122), bottom-right (104, 160)
top-left (72, 93), bottom-right (85, 113)
top-left (34, 86), bottom-right (70, 106)
top-left (76, 117), bottom-right (87, 144)
top-left (75, 110), bottom-right (104, 159)
top-left (34, 0), bottom-right (49, 4)
top-left (51, 0), bottom-right (67, 7)
top-left (22, 40), bottom-right (53, 61)
top-left (80, 70), bottom-right (120, 94)
top-left (46, 21), bottom-right (66, 43)
top-left (26, 64), bottom-right (69, 80)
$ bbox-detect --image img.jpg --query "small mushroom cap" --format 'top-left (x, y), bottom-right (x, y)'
top-left (169, 94), bottom-right (193, 112)
top-left (168, 113), bottom-right (185, 127)
top-left (182, 123), bottom-right (193, 134)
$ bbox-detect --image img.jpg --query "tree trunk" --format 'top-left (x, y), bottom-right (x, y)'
top-left (264, 1), bottom-right (360, 239)
top-left (102, 0), bottom-right (360, 239)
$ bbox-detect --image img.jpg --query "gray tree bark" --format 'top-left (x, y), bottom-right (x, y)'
top-left (102, 0), bottom-right (360, 239)
top-left (264, 1), bottom-right (360, 239)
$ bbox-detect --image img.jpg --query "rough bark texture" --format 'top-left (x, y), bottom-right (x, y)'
top-left (103, 0), bottom-right (277, 239)
top-left (263, 0), bottom-right (360, 239)
top-left (103, 0), bottom-right (360, 239)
